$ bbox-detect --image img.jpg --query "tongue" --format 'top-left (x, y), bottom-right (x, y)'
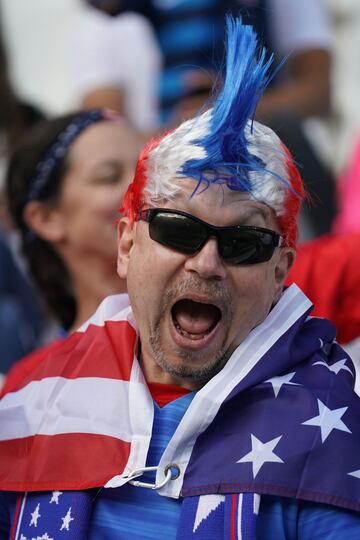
top-left (172, 299), bottom-right (220, 335)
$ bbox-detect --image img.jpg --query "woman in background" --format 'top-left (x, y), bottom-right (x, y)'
top-left (2, 108), bottom-right (141, 392)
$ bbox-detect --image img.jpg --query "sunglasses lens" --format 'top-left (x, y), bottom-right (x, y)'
top-left (142, 209), bottom-right (279, 265)
top-left (149, 212), bottom-right (205, 254)
top-left (220, 231), bottom-right (276, 264)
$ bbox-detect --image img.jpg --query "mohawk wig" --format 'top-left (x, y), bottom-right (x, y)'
top-left (122, 17), bottom-right (304, 247)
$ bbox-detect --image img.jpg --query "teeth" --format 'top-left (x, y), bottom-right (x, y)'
top-left (174, 320), bottom-right (212, 340)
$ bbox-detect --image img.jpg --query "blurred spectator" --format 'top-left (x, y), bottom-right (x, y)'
top-left (1, 20), bottom-right (46, 382)
top-left (1, 22), bottom-right (43, 221)
top-left (287, 233), bottom-right (360, 345)
top-left (0, 230), bottom-right (45, 379)
top-left (102, 1), bottom-right (331, 121)
top-left (333, 133), bottom-right (360, 234)
top-left (0, 22), bottom-right (43, 152)
top-left (73, 3), bottom-right (162, 135)
top-left (2, 109), bottom-right (141, 393)
top-left (5, 109), bottom-right (141, 334)
top-left (324, 0), bottom-right (360, 174)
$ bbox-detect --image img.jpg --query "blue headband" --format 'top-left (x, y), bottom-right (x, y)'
top-left (27, 109), bottom-right (107, 202)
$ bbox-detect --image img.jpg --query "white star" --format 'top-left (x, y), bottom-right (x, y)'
top-left (49, 491), bottom-right (63, 505)
top-left (29, 503), bottom-right (41, 527)
top-left (60, 507), bottom-right (74, 531)
top-left (312, 358), bottom-right (354, 376)
top-left (302, 399), bottom-right (351, 443)
top-left (264, 372), bottom-right (300, 397)
top-left (348, 470), bottom-right (360, 479)
top-left (32, 535), bottom-right (54, 540)
top-left (20, 535), bottom-right (27, 540)
top-left (193, 494), bottom-right (225, 532)
top-left (237, 434), bottom-right (284, 478)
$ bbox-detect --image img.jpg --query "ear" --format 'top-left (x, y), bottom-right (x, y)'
top-left (273, 247), bottom-right (296, 302)
top-left (23, 201), bottom-right (66, 243)
top-left (117, 216), bottom-right (135, 279)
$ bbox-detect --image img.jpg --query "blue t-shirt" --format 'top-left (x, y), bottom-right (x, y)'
top-left (119, 0), bottom-right (271, 123)
top-left (89, 390), bottom-right (195, 538)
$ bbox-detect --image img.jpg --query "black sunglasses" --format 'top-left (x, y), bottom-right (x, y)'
top-left (137, 208), bottom-right (282, 265)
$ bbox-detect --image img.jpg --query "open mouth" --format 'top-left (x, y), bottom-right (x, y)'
top-left (171, 298), bottom-right (222, 341)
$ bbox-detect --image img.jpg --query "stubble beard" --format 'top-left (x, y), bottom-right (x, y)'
top-left (148, 277), bottom-right (233, 383)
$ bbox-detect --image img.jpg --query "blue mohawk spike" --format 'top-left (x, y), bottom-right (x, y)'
top-left (139, 16), bottom-right (295, 218)
top-left (180, 17), bottom-right (275, 192)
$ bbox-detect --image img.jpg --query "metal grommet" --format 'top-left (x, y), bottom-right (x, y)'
top-left (164, 463), bottom-right (181, 480)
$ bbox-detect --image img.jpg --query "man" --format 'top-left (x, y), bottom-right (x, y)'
top-left (0, 18), bottom-right (360, 539)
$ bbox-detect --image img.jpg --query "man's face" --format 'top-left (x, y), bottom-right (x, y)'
top-left (118, 182), bottom-right (294, 389)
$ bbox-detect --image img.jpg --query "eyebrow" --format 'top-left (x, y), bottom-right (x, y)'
top-left (93, 160), bottom-right (122, 171)
top-left (88, 160), bottom-right (126, 179)
top-left (234, 205), bottom-right (272, 225)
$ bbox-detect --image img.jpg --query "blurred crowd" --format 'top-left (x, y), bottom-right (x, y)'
top-left (1, 0), bottom-right (360, 392)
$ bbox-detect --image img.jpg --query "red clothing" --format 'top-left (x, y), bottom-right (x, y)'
top-left (0, 339), bottom-right (64, 397)
top-left (1, 339), bottom-right (192, 405)
top-left (286, 233), bottom-right (360, 344)
top-left (148, 381), bottom-right (191, 407)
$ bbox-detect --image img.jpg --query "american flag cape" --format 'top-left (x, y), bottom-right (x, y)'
top-left (1, 285), bottom-right (360, 539)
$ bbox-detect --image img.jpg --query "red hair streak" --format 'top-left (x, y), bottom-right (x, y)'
top-left (121, 131), bottom-right (171, 222)
top-left (277, 145), bottom-right (305, 248)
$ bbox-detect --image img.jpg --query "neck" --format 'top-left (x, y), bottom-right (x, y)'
top-left (139, 350), bottom-right (207, 391)
top-left (64, 252), bottom-right (125, 333)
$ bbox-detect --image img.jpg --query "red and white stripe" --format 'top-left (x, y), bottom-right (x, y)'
top-left (0, 294), bottom-right (154, 492)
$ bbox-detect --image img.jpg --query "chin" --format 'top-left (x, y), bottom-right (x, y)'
top-left (152, 338), bottom-right (228, 383)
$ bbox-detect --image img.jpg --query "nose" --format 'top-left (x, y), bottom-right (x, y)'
top-left (184, 238), bottom-right (227, 280)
